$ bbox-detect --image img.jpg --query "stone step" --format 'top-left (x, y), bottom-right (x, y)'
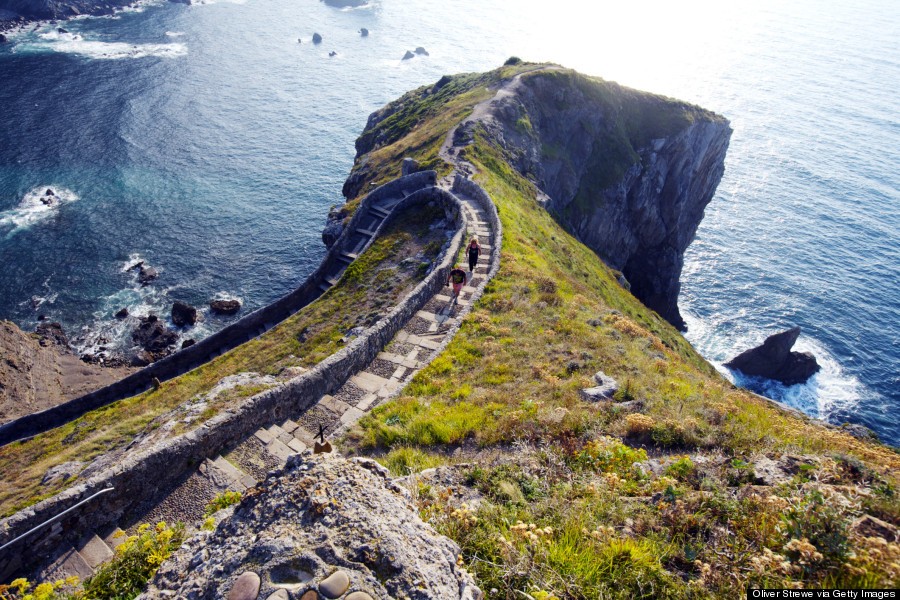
top-left (74, 533), bottom-right (114, 569)
top-left (213, 455), bottom-right (257, 490)
top-left (350, 371), bottom-right (389, 394)
top-left (264, 436), bottom-right (295, 462)
top-left (356, 228), bottom-right (377, 237)
top-left (319, 283), bottom-right (332, 293)
top-left (39, 543), bottom-right (93, 583)
top-left (199, 458), bottom-right (247, 493)
top-left (99, 525), bottom-right (127, 551)
top-left (267, 424), bottom-right (295, 447)
top-left (370, 205), bottom-right (390, 218)
top-left (325, 276), bottom-right (340, 287)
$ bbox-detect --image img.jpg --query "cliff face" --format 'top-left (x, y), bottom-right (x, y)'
top-left (472, 70), bottom-right (731, 329)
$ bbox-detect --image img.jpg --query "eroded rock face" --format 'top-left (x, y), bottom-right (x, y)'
top-left (140, 454), bottom-right (481, 600)
top-left (171, 302), bottom-right (198, 327)
top-left (475, 71), bottom-right (732, 330)
top-left (725, 327), bottom-right (821, 386)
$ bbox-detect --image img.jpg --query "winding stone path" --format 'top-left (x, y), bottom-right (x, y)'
top-left (24, 72), bottom-right (518, 585)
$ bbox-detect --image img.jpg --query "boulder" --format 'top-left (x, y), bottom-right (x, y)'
top-left (312, 32), bottom-right (322, 44)
top-left (115, 307), bottom-right (129, 319)
top-left (751, 454), bottom-right (819, 486)
top-left (210, 299), bottom-right (241, 315)
top-left (840, 423), bottom-right (879, 442)
top-left (359, 28), bottom-right (368, 37)
top-left (181, 339), bottom-right (196, 350)
top-left (41, 461), bottom-right (84, 486)
top-left (132, 314), bottom-right (178, 359)
top-left (35, 322), bottom-right (69, 348)
top-left (171, 302), bottom-right (198, 327)
top-left (57, 27), bottom-right (68, 34)
top-left (852, 515), bottom-right (899, 543)
top-left (0, 34), bottom-right (8, 44)
top-left (578, 370), bottom-right (618, 402)
top-left (329, 51), bottom-right (337, 57)
top-left (401, 157), bottom-right (419, 176)
top-left (724, 327), bottom-right (821, 385)
top-left (402, 50), bottom-right (414, 60)
top-left (140, 454), bottom-right (482, 600)
top-left (414, 46), bottom-right (429, 56)
top-left (132, 261), bottom-right (160, 286)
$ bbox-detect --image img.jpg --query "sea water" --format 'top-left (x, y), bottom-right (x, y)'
top-left (0, 0), bottom-right (897, 443)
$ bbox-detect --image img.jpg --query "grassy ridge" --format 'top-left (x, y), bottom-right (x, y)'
top-left (343, 66), bottom-right (900, 597)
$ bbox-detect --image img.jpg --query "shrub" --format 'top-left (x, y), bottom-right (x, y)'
top-left (625, 413), bottom-right (655, 436)
top-left (504, 56), bottom-right (523, 66)
top-left (203, 490), bottom-right (243, 518)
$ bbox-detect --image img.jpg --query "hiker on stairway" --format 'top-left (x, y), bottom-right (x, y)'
top-left (466, 236), bottom-right (481, 273)
top-left (447, 264), bottom-right (467, 302)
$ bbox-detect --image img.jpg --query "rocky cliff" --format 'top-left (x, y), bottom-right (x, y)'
top-left (467, 69), bottom-right (731, 329)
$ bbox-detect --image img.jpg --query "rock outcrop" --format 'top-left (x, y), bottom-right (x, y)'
top-left (132, 314), bottom-right (178, 360)
top-left (468, 70), bottom-right (732, 329)
top-left (725, 326), bottom-right (821, 385)
top-left (171, 301), bottom-right (198, 327)
top-left (210, 299), bottom-right (241, 315)
top-left (140, 454), bottom-right (481, 600)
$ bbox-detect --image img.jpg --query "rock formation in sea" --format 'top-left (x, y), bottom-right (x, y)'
top-left (171, 301), bottom-right (197, 328)
top-left (139, 454), bottom-right (481, 600)
top-left (132, 314), bottom-right (178, 361)
top-left (725, 326), bottom-right (821, 386)
top-left (401, 50), bottom-right (414, 60)
top-left (209, 298), bottom-right (241, 315)
top-left (312, 32), bottom-right (322, 44)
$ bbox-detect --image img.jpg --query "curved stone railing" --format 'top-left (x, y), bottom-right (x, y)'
top-left (0, 185), bottom-right (468, 573)
top-left (0, 171), bottom-right (438, 447)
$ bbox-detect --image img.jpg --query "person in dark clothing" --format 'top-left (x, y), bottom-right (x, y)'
top-left (447, 265), bottom-right (467, 302)
top-left (466, 236), bottom-right (481, 273)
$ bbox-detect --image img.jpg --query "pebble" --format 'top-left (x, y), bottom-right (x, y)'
top-left (266, 591), bottom-right (289, 600)
top-left (299, 591), bottom-right (319, 600)
top-left (319, 571), bottom-right (349, 598)
top-left (228, 572), bottom-right (261, 600)
top-left (346, 593), bottom-right (374, 600)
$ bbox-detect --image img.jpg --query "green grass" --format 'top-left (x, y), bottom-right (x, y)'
top-left (340, 63), bottom-right (900, 597)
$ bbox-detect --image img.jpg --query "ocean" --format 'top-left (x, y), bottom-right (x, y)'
top-left (0, 0), bottom-right (897, 443)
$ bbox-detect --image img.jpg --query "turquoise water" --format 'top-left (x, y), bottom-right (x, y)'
top-left (0, 0), bottom-right (897, 443)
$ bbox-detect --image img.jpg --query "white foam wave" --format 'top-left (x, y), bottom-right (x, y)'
top-left (20, 30), bottom-right (187, 60)
top-left (0, 186), bottom-right (79, 238)
top-left (682, 307), bottom-right (865, 425)
top-left (165, 31), bottom-right (185, 37)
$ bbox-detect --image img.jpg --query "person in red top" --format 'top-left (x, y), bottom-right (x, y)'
top-left (466, 236), bottom-right (481, 273)
top-left (447, 264), bottom-right (467, 302)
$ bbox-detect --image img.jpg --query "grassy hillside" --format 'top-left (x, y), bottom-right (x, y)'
top-left (342, 65), bottom-right (900, 598)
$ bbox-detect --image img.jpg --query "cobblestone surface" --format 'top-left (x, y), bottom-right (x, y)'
top-left (131, 471), bottom-right (218, 532)
top-left (384, 341), bottom-right (416, 356)
top-left (227, 436), bottom-right (280, 481)
top-left (333, 380), bottom-right (366, 407)
top-left (368, 358), bottom-right (399, 379)
top-left (404, 316), bottom-right (433, 335)
top-left (296, 405), bottom-right (341, 437)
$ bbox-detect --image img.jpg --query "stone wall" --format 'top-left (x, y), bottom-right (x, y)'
top-left (0, 172), bottom-right (438, 447)
top-left (0, 183), bottom-right (465, 580)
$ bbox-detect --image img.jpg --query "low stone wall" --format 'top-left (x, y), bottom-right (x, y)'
top-left (0, 172), bottom-right (438, 447)
top-left (0, 185), bottom-right (465, 579)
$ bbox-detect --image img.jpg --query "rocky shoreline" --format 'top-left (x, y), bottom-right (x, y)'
top-left (0, 0), bottom-right (143, 33)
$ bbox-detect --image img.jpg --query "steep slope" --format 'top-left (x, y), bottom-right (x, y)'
top-left (0, 320), bottom-right (135, 424)
top-left (338, 63), bottom-right (900, 598)
top-left (465, 69), bottom-right (731, 329)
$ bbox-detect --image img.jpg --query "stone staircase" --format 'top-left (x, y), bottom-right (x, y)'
top-left (19, 172), bottom-right (497, 587)
top-left (110, 180), bottom-right (496, 546)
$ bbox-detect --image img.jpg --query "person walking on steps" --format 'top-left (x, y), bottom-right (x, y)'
top-left (466, 236), bottom-right (481, 274)
top-left (447, 264), bottom-right (467, 303)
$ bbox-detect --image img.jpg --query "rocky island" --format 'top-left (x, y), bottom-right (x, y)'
top-left (1, 63), bottom-right (897, 600)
